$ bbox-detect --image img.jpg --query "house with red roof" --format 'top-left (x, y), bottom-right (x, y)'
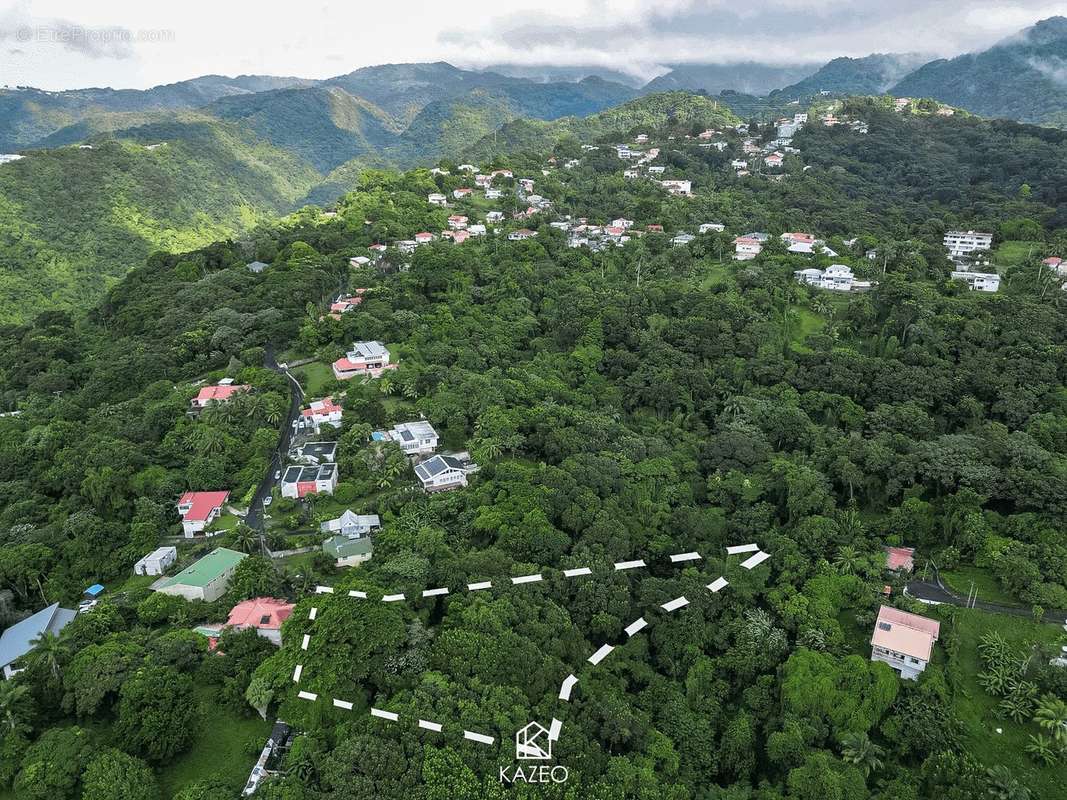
top-left (177, 491), bottom-right (230, 537)
top-left (190, 380), bottom-right (250, 410)
top-left (870, 605), bottom-right (940, 680)
top-left (443, 229), bottom-right (471, 244)
top-left (300, 397), bottom-right (343, 433)
top-left (1043, 256), bottom-right (1065, 276)
top-left (224, 597), bottom-right (294, 646)
top-left (645, 224), bottom-right (664, 233)
top-left (447, 215), bottom-right (468, 230)
top-left (452, 188), bottom-right (473, 199)
top-left (328, 290), bottom-right (366, 318)
top-left (765, 151), bottom-right (785, 168)
top-left (414, 232), bottom-right (435, 245)
top-left (885, 546), bottom-right (915, 572)
top-left (332, 341), bottom-right (394, 381)
top-left (734, 236), bottom-right (763, 260)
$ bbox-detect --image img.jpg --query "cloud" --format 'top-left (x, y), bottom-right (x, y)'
top-left (1028, 55), bottom-right (1067, 85)
top-left (0, 5), bottom-right (136, 60)
top-left (437, 0), bottom-right (1067, 80)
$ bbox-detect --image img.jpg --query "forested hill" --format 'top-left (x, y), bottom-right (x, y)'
top-left (0, 106), bottom-right (1065, 799)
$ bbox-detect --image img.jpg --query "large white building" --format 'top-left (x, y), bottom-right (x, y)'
top-left (943, 230), bottom-right (993, 261)
top-left (950, 270), bottom-right (1000, 292)
top-left (377, 420), bottom-right (439, 456)
top-left (794, 264), bottom-right (858, 292)
top-left (332, 341), bottom-right (394, 380)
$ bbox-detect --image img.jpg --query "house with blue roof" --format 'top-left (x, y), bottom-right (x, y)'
top-left (1, 602), bottom-right (76, 679)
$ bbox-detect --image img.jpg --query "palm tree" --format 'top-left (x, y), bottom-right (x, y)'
top-left (832, 545), bottom-right (862, 575)
top-left (1034, 694), bottom-right (1067, 743)
top-left (377, 376), bottom-right (394, 396)
top-left (0, 681), bottom-right (30, 734)
top-left (264, 402), bottom-right (283, 426)
top-left (985, 765), bottom-right (1031, 800)
top-left (232, 524), bottom-right (258, 554)
top-left (1024, 734), bottom-right (1059, 766)
top-left (28, 630), bottom-right (68, 681)
top-left (978, 664), bottom-right (1016, 697)
top-left (811, 295), bottom-right (833, 317)
top-left (722, 395), bottom-right (746, 421)
top-left (1000, 684), bottom-right (1037, 723)
top-left (839, 731), bottom-right (885, 779)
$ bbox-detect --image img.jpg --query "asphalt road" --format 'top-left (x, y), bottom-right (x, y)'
top-left (245, 345), bottom-right (304, 546)
top-left (906, 568), bottom-right (1067, 624)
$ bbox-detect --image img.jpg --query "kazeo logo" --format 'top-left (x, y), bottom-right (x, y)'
top-left (500, 721), bottom-right (569, 784)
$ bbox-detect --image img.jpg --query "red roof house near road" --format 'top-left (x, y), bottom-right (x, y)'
top-left (177, 491), bottom-right (230, 537)
top-left (885, 546), bottom-right (915, 572)
top-left (226, 597), bottom-right (294, 645)
top-left (191, 383), bottom-right (250, 408)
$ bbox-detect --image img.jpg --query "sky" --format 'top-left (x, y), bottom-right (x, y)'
top-left (0, 0), bottom-right (1065, 90)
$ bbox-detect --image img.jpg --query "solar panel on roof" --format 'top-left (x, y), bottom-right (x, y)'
top-left (878, 621), bottom-right (892, 631)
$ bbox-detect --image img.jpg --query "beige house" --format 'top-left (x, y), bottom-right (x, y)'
top-left (870, 605), bottom-right (940, 680)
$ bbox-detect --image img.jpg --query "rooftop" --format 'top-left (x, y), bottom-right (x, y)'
top-left (0, 603), bottom-right (76, 670)
top-left (178, 491), bottom-right (230, 522)
top-left (226, 597), bottom-right (294, 631)
top-left (870, 605), bottom-right (940, 661)
top-left (323, 535), bottom-right (374, 558)
top-left (160, 548), bottom-right (246, 589)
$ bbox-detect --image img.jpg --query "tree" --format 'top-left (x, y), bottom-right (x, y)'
top-left (0, 681), bottom-right (30, 735)
top-left (984, 765), bottom-right (1031, 800)
top-left (227, 556), bottom-right (282, 601)
top-left (27, 630), bottom-right (68, 682)
top-left (13, 726), bottom-right (97, 800)
top-left (115, 666), bottom-right (197, 762)
top-left (838, 731), bottom-right (885, 778)
top-left (1033, 694), bottom-right (1067, 743)
top-left (232, 523), bottom-right (259, 554)
top-left (832, 545), bottom-right (862, 575)
top-left (1024, 733), bottom-right (1059, 766)
top-left (82, 749), bottom-right (159, 800)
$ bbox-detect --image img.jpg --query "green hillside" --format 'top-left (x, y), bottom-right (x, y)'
top-left (0, 129), bottom-right (318, 322)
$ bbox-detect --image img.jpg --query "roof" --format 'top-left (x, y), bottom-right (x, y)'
top-left (226, 597), bottom-right (294, 631)
top-left (0, 603), bottom-right (77, 669)
top-left (302, 397), bottom-right (342, 417)
top-left (414, 454), bottom-right (465, 481)
top-left (84, 584), bottom-right (104, 597)
top-left (349, 341), bottom-right (388, 359)
top-left (160, 548), bottom-right (246, 589)
top-left (178, 491), bottom-right (231, 522)
top-left (871, 605), bottom-right (940, 661)
top-left (885, 546), bottom-right (915, 571)
top-left (195, 384), bottom-right (249, 403)
top-left (282, 464), bottom-right (336, 483)
top-left (392, 420), bottom-right (436, 441)
top-left (323, 535), bottom-right (374, 558)
top-left (321, 510), bottom-right (380, 533)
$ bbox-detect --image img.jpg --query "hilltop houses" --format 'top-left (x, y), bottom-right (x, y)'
top-left (375, 420), bottom-right (439, 456)
top-left (191, 380), bottom-right (249, 410)
top-left (176, 491), bottom-right (230, 537)
top-left (734, 235), bottom-right (764, 260)
top-left (764, 151), bottom-right (784, 168)
top-left (428, 193), bottom-right (447, 206)
top-left (323, 535), bottom-right (373, 567)
top-left (414, 454), bottom-right (479, 492)
top-left (660, 179), bottom-right (692, 197)
top-left (793, 264), bottom-right (870, 292)
top-left (781, 232), bottom-right (815, 254)
top-left (870, 605), bottom-right (940, 680)
top-left (943, 230), bottom-right (993, 262)
top-left (332, 341), bottom-right (395, 380)
top-left (155, 547), bottom-right (246, 603)
top-left (280, 464), bottom-right (338, 499)
top-left (507, 229), bottom-right (537, 241)
top-left (328, 290), bottom-right (367, 318)
top-left (1, 603), bottom-right (77, 679)
top-left (300, 397), bottom-right (343, 433)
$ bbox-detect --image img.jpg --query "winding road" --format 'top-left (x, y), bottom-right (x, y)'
top-left (906, 567), bottom-right (1067, 624)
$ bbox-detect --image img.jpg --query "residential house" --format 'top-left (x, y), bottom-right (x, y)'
top-left (320, 509), bottom-right (381, 538)
top-left (794, 264), bottom-right (855, 291)
top-left (332, 341), bottom-right (394, 380)
top-left (1, 603), bottom-right (77, 679)
top-left (485, 187), bottom-right (503, 200)
top-left (508, 229), bottom-right (537, 241)
top-left (414, 232), bottom-right (435, 245)
top-left (191, 380), bottom-right (250, 410)
top-left (224, 597), bottom-right (294, 646)
top-left (414, 454), bottom-right (479, 492)
top-left (447, 215), bottom-right (468, 230)
top-left (292, 441), bottom-right (337, 465)
top-left (623, 169), bottom-right (639, 178)
top-left (443, 229), bottom-right (470, 244)
top-left (734, 236), bottom-right (763, 260)
top-left (672, 233), bottom-right (696, 247)
top-left (349, 256), bottom-right (371, 267)
top-left (323, 535), bottom-right (373, 567)
top-left (519, 178), bottom-right (535, 192)
top-left (134, 546), bottom-right (177, 576)
top-left (951, 270), bottom-right (1000, 292)
top-left (781, 232), bottom-right (815, 254)
top-left (870, 605), bottom-right (940, 680)
top-left (648, 165), bottom-right (665, 175)
top-left (452, 188), bottom-right (472, 199)
top-left (280, 464), bottom-right (338, 499)
top-left (943, 231), bottom-right (993, 261)
top-left (634, 133), bottom-right (649, 143)
top-left (300, 397), bottom-right (343, 433)
top-left (457, 163), bottom-right (477, 173)
top-left (176, 491), bottom-right (230, 537)
top-left (885, 546), bottom-right (916, 573)
top-left (1042, 256), bottom-right (1065, 276)
top-left (377, 420), bottom-right (439, 455)
top-left (491, 169), bottom-right (513, 179)
top-left (486, 211), bottom-right (505, 224)
top-left (646, 224), bottom-right (664, 233)
top-left (155, 548), bottom-right (246, 603)
top-left (468, 224), bottom-right (487, 236)
top-left (397, 240), bottom-right (417, 254)
top-left (660, 179), bottom-right (692, 196)
top-left (474, 174), bottom-right (492, 187)
top-left (612, 218), bottom-right (634, 230)
top-left (428, 193), bottom-right (447, 206)
top-left (700, 223), bottom-right (725, 233)
top-left (328, 291), bottom-right (366, 317)
top-left (731, 159), bottom-right (748, 171)
top-left (246, 261), bottom-right (268, 274)
top-left (764, 151), bottom-right (785, 168)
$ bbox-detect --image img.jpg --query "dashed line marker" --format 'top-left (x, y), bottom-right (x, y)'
top-left (559, 674), bottom-right (578, 701)
top-left (297, 691), bottom-right (317, 701)
top-left (588, 644), bottom-right (614, 665)
top-left (308, 607), bottom-right (317, 620)
top-left (741, 551), bottom-right (771, 570)
top-left (418, 719), bottom-right (443, 733)
top-left (661, 596), bottom-right (689, 612)
top-left (292, 664), bottom-right (303, 682)
top-left (463, 730), bottom-right (494, 745)
top-left (512, 574), bottom-right (543, 585)
top-left (348, 590), bottom-right (367, 599)
top-left (301, 634), bottom-right (311, 650)
top-left (707, 576), bottom-right (729, 593)
top-left (382, 593), bottom-right (406, 602)
top-left (548, 718), bottom-right (563, 741)
top-left (422, 587), bottom-right (449, 597)
top-left (371, 708), bottom-right (399, 722)
top-left (726, 544), bottom-right (760, 555)
top-left (670, 552), bottom-right (701, 563)
top-left (468, 580), bottom-right (492, 591)
top-left (614, 559), bottom-right (646, 571)
top-left (563, 567), bottom-right (592, 577)
top-left (333, 698), bottom-right (353, 710)
top-left (625, 617), bottom-right (648, 636)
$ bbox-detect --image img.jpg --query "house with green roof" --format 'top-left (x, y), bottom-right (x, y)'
top-left (323, 535), bottom-right (373, 567)
top-left (155, 547), bottom-right (246, 602)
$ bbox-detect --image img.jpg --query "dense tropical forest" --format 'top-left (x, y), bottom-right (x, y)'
top-left (0, 95), bottom-right (1065, 800)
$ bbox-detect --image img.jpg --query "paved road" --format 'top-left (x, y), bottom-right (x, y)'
top-left (245, 345), bottom-right (304, 549)
top-left (906, 568), bottom-right (1067, 624)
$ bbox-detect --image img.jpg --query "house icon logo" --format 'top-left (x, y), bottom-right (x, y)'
top-left (515, 721), bottom-right (552, 760)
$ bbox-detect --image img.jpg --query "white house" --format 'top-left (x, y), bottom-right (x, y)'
top-left (414, 454), bottom-right (479, 492)
top-left (134, 546), bottom-right (177, 576)
top-left (951, 270), bottom-right (1000, 292)
top-left (280, 464), bottom-right (338, 499)
top-left (191, 380), bottom-right (250, 410)
top-left (943, 230), bottom-right (993, 261)
top-left (508, 229), bottom-right (537, 241)
top-left (794, 264), bottom-right (856, 291)
top-left (468, 224), bottom-right (487, 236)
top-left (378, 420), bottom-right (438, 455)
top-left (332, 341), bottom-right (394, 380)
top-left (733, 236), bottom-right (763, 260)
top-left (486, 211), bottom-right (505, 224)
top-left (452, 188), bottom-right (472, 199)
top-left (870, 605), bottom-right (940, 680)
top-left (447, 215), bottom-right (468, 230)
top-left (660, 179), bottom-right (692, 196)
top-left (782, 232), bottom-right (815, 254)
top-left (320, 509), bottom-right (381, 538)
top-left (699, 223), bottom-right (725, 233)
top-left (764, 151), bottom-right (785, 168)
top-left (648, 165), bottom-right (666, 175)
top-left (176, 491), bottom-right (230, 537)
top-left (428, 193), bottom-right (447, 206)
top-left (672, 233), bottom-right (696, 247)
top-left (612, 218), bottom-right (634, 230)
top-left (485, 188), bottom-right (503, 200)
top-left (300, 397), bottom-right (343, 433)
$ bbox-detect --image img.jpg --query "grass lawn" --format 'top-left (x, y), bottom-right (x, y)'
top-left (275, 550), bottom-right (320, 574)
top-left (787, 304), bottom-right (827, 352)
top-left (698, 260), bottom-right (732, 289)
top-left (157, 685), bottom-right (271, 798)
top-left (945, 608), bottom-right (1064, 798)
top-left (205, 512), bottom-right (241, 535)
top-left (293, 361), bottom-right (335, 397)
top-left (994, 240), bottom-right (1041, 267)
top-left (941, 565), bottom-right (1020, 607)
